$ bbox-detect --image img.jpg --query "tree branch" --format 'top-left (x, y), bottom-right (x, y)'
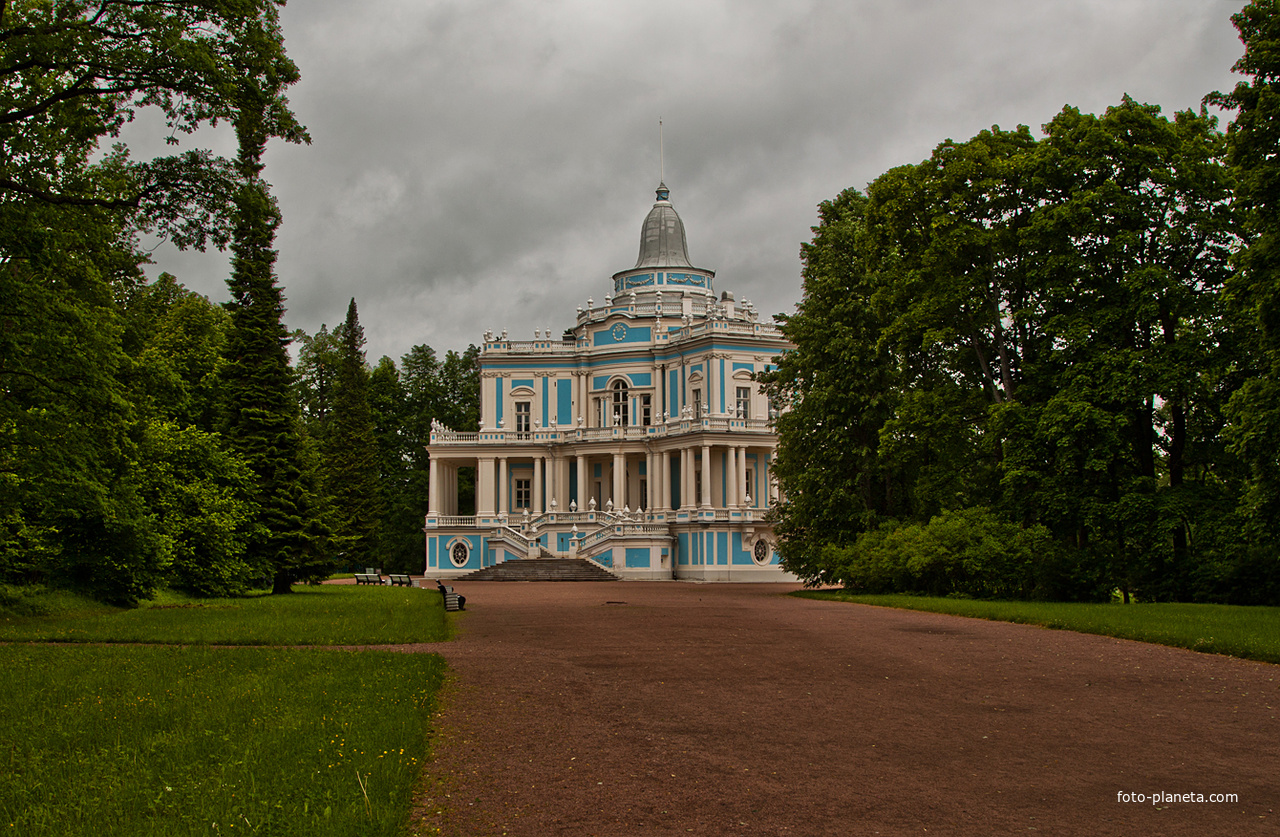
top-left (0, 176), bottom-right (142, 209)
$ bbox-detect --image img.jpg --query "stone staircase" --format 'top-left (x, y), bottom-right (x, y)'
top-left (458, 558), bottom-right (620, 582)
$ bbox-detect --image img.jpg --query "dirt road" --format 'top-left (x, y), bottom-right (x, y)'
top-left (403, 582), bottom-right (1277, 836)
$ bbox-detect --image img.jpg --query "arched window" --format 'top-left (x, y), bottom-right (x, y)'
top-left (611, 380), bottom-right (629, 426)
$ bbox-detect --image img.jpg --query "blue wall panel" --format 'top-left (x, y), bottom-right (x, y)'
top-left (677, 533), bottom-right (689, 565)
top-left (722, 359), bottom-right (728, 413)
top-left (717, 531), bottom-right (729, 565)
top-left (625, 548), bottom-right (649, 568)
top-left (557, 379), bottom-right (572, 425)
top-left (593, 325), bottom-right (652, 346)
top-left (496, 378), bottom-right (504, 426)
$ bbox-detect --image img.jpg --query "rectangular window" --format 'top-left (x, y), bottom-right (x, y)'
top-left (639, 479), bottom-right (648, 510)
top-left (745, 468), bottom-right (755, 505)
top-left (515, 478), bottom-right (531, 509)
top-left (736, 386), bottom-right (751, 419)
top-left (641, 394), bottom-right (652, 426)
top-left (515, 401), bottom-right (531, 435)
top-left (693, 389), bottom-right (703, 420)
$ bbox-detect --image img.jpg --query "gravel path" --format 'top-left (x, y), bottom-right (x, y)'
top-left (401, 582), bottom-right (1278, 836)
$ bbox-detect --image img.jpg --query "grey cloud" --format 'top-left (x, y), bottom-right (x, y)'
top-left (138, 0), bottom-right (1245, 364)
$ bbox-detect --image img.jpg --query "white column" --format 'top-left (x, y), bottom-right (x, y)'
top-left (428, 457), bottom-right (440, 515)
top-left (700, 443), bottom-right (712, 508)
top-left (612, 452), bottom-right (625, 510)
top-left (477, 458), bottom-right (495, 516)
top-left (661, 451), bottom-right (671, 510)
top-left (497, 457), bottom-right (508, 516)
top-left (549, 454), bottom-right (560, 510)
top-left (738, 446), bottom-right (749, 509)
top-left (726, 447), bottom-right (738, 508)
top-left (647, 452), bottom-right (657, 512)
top-left (533, 456), bottom-right (544, 514)
top-left (686, 450), bottom-right (696, 509)
top-left (576, 454), bottom-right (586, 508)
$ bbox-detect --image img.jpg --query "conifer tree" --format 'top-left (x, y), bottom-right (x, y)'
top-left (218, 8), bottom-right (325, 593)
top-left (323, 299), bottom-right (385, 569)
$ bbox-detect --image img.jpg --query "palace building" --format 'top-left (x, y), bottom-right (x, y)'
top-left (424, 182), bottom-right (794, 580)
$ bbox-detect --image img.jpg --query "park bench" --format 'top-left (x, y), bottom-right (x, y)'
top-left (354, 573), bottom-right (383, 585)
top-left (388, 573), bottom-right (413, 587)
top-left (435, 581), bottom-right (465, 612)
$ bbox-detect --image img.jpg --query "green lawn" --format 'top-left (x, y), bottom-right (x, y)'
top-left (795, 591), bottom-right (1280, 664)
top-left (0, 584), bottom-right (456, 836)
top-left (0, 584), bottom-right (449, 646)
top-left (0, 645), bottom-right (446, 836)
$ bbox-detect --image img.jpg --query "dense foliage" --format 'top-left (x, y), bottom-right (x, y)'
top-left (0, 0), bottom-right (312, 603)
top-left (293, 325), bottom-right (480, 575)
top-left (763, 82), bottom-right (1278, 602)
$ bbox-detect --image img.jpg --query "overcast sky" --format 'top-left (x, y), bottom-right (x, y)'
top-left (130, 0), bottom-right (1248, 365)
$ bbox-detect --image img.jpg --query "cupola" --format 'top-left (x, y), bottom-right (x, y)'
top-left (611, 183), bottom-right (715, 296)
top-left (635, 182), bottom-right (693, 268)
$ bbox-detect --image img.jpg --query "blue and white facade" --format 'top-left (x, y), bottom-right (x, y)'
top-left (425, 183), bottom-right (794, 580)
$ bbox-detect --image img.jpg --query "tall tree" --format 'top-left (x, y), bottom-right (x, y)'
top-left (218, 2), bottom-right (324, 593)
top-left (1, 0), bottom-right (308, 602)
top-left (0, 194), bottom-right (166, 603)
top-left (759, 188), bottom-right (903, 585)
top-left (1209, 1), bottom-right (1280, 601)
top-left (322, 299), bottom-right (384, 569)
top-left (368, 355), bottom-right (419, 572)
top-left (768, 101), bottom-right (1247, 601)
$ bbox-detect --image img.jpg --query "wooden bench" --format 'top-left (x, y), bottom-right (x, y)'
top-left (388, 574), bottom-right (413, 587)
top-left (354, 573), bottom-right (383, 585)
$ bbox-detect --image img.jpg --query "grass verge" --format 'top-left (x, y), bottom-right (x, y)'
top-left (0, 644), bottom-right (446, 836)
top-left (794, 592), bottom-right (1280, 664)
top-left (0, 584), bottom-right (450, 646)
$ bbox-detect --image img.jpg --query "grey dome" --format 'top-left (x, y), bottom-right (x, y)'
top-left (634, 182), bottom-right (693, 269)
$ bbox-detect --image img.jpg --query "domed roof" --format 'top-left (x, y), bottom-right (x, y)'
top-left (634, 182), bottom-right (693, 269)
